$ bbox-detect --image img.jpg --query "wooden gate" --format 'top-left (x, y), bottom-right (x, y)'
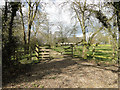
top-left (34, 44), bottom-right (50, 60)
top-left (62, 44), bottom-right (74, 57)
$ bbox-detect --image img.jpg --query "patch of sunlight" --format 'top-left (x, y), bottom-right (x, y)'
top-left (87, 54), bottom-right (90, 56)
top-left (94, 55), bottom-right (111, 59)
top-left (20, 59), bottom-right (33, 64)
top-left (97, 50), bottom-right (112, 53)
top-left (98, 44), bottom-right (111, 46)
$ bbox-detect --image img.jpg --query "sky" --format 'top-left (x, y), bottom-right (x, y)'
top-left (46, 0), bottom-right (101, 37)
top-left (0, 0), bottom-right (5, 7)
top-left (41, 0), bottom-right (86, 37)
top-left (41, 0), bottom-right (109, 37)
top-left (43, 0), bottom-right (73, 32)
top-left (0, 0), bottom-right (116, 38)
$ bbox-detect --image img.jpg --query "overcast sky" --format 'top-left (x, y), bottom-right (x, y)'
top-left (43, 0), bottom-right (73, 33)
top-left (0, 0), bottom-right (115, 37)
top-left (41, 0), bottom-right (107, 37)
top-left (0, 0), bottom-right (5, 7)
top-left (0, 0), bottom-right (106, 37)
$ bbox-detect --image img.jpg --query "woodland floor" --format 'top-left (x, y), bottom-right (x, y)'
top-left (3, 50), bottom-right (118, 88)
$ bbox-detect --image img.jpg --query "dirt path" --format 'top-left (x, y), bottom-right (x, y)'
top-left (3, 50), bottom-right (118, 88)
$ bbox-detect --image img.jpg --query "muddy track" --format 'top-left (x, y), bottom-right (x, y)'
top-left (3, 50), bottom-right (118, 88)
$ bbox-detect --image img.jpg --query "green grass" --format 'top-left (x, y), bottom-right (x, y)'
top-left (52, 44), bottom-right (117, 62)
top-left (11, 50), bottom-right (42, 64)
top-left (11, 44), bottom-right (117, 65)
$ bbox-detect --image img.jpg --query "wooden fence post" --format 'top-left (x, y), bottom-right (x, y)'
top-left (34, 45), bottom-right (51, 61)
top-left (71, 44), bottom-right (74, 58)
top-left (35, 44), bottom-right (40, 60)
top-left (92, 46), bottom-right (95, 60)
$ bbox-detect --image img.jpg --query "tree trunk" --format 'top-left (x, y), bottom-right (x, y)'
top-left (4, 1), bottom-right (7, 23)
top-left (20, 4), bottom-right (27, 54)
top-left (28, 22), bottom-right (32, 47)
top-left (112, 37), bottom-right (117, 61)
top-left (8, 8), bottom-right (16, 61)
top-left (116, 11), bottom-right (120, 61)
top-left (82, 12), bottom-right (87, 59)
top-left (27, 1), bottom-right (39, 55)
top-left (116, 6), bottom-right (120, 88)
top-left (27, 1), bottom-right (31, 54)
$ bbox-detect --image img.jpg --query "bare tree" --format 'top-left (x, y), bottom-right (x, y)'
top-left (91, 2), bottom-right (119, 61)
top-left (27, 1), bottom-right (40, 50)
top-left (19, 3), bottom-right (27, 53)
top-left (72, 0), bottom-right (92, 59)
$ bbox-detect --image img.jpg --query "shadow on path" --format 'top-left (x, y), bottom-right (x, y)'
top-left (3, 57), bottom-right (78, 86)
top-left (3, 55), bottom-right (118, 87)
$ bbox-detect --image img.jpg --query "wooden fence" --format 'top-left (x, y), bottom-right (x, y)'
top-left (11, 44), bottom-right (51, 62)
top-left (34, 44), bottom-right (50, 60)
top-left (62, 44), bottom-right (74, 57)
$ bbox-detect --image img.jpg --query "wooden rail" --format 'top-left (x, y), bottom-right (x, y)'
top-left (34, 45), bottom-right (50, 60)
